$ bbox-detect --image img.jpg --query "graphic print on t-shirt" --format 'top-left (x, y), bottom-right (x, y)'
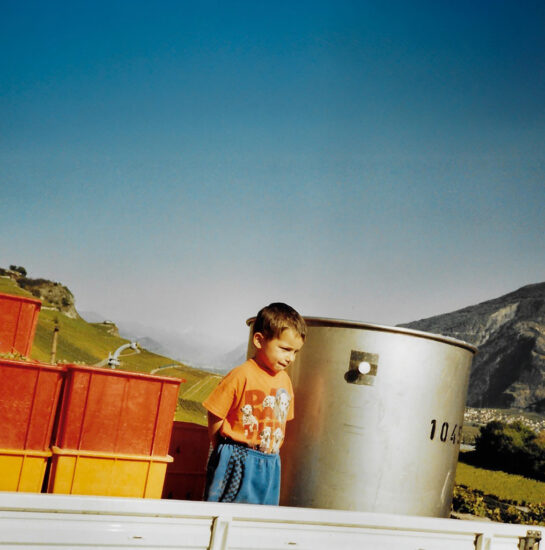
top-left (238, 387), bottom-right (291, 453)
top-left (241, 404), bottom-right (259, 436)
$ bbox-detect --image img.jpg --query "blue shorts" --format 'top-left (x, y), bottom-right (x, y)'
top-left (204, 440), bottom-right (281, 505)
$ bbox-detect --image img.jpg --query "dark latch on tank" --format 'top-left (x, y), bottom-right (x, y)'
top-left (345, 350), bottom-right (379, 386)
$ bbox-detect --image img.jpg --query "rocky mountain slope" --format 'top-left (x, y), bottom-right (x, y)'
top-left (400, 283), bottom-right (545, 411)
top-left (0, 266), bottom-right (78, 318)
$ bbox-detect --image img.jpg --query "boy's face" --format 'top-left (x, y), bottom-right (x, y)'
top-left (253, 328), bottom-right (304, 374)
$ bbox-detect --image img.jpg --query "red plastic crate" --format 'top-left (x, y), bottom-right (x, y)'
top-left (0, 292), bottom-right (41, 356)
top-left (167, 421), bottom-right (210, 473)
top-left (0, 358), bottom-right (65, 451)
top-left (163, 471), bottom-right (206, 501)
top-left (54, 365), bottom-right (182, 456)
top-left (162, 421), bottom-right (210, 501)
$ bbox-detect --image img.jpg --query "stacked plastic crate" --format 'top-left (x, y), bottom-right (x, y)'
top-left (0, 359), bottom-right (65, 492)
top-left (0, 291), bottom-right (182, 498)
top-left (0, 293), bottom-right (66, 492)
top-left (0, 292), bottom-right (42, 358)
top-left (162, 421), bottom-right (210, 501)
top-left (48, 365), bottom-right (181, 498)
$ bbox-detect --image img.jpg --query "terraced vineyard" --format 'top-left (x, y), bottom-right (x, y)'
top-left (153, 365), bottom-right (222, 425)
top-left (456, 460), bottom-right (545, 505)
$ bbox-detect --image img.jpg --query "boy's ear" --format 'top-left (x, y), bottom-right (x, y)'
top-left (253, 332), bottom-right (265, 349)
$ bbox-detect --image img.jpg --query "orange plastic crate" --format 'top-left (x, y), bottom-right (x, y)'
top-left (47, 446), bottom-right (172, 498)
top-left (162, 421), bottom-right (210, 501)
top-left (0, 448), bottom-right (51, 492)
top-left (0, 292), bottom-right (41, 356)
top-left (54, 365), bottom-right (182, 456)
top-left (0, 359), bottom-right (65, 451)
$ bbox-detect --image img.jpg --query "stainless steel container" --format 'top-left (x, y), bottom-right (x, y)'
top-left (246, 317), bottom-right (477, 517)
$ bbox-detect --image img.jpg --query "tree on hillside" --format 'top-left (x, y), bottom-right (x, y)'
top-left (475, 420), bottom-right (545, 480)
top-left (9, 265), bottom-right (27, 276)
top-left (475, 421), bottom-right (517, 470)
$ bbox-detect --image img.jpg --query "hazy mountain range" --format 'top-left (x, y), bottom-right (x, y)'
top-left (80, 312), bottom-right (246, 373)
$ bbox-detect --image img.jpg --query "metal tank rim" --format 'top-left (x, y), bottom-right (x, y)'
top-left (245, 315), bottom-right (477, 355)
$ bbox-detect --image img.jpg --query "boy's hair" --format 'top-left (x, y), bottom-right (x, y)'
top-left (252, 302), bottom-right (306, 341)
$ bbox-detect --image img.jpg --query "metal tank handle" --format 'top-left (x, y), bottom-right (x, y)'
top-left (344, 350), bottom-right (379, 386)
top-left (519, 530), bottom-right (542, 550)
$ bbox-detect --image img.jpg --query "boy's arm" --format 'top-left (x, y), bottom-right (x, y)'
top-left (207, 411), bottom-right (224, 449)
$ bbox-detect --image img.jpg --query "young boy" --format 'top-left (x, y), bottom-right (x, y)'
top-left (202, 302), bottom-right (306, 505)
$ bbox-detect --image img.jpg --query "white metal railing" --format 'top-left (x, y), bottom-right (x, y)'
top-left (0, 492), bottom-right (542, 549)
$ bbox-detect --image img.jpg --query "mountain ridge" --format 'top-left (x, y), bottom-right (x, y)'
top-left (400, 282), bottom-right (545, 411)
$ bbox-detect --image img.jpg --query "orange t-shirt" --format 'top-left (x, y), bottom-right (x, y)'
top-left (203, 359), bottom-right (294, 454)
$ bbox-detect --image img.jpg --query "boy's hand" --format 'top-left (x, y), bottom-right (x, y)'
top-left (207, 412), bottom-right (224, 449)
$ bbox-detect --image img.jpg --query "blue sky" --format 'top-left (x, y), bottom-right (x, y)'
top-left (2, 1), bottom-right (544, 351)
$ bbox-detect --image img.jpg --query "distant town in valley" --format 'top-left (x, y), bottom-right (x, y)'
top-left (464, 407), bottom-right (545, 433)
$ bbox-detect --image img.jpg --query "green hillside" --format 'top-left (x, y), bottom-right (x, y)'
top-left (0, 275), bottom-right (221, 425)
top-left (456, 460), bottom-right (545, 505)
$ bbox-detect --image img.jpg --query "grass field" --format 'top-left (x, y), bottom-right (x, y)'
top-left (456, 458), bottom-right (545, 505)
